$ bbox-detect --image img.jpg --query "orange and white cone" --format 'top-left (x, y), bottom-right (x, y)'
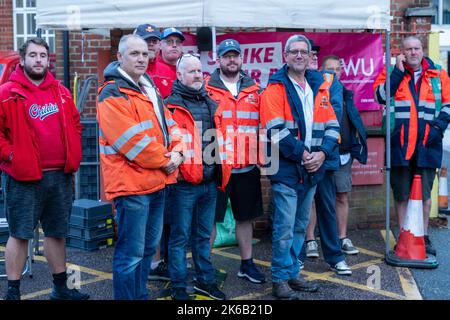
top-left (438, 167), bottom-right (448, 209)
top-left (395, 174), bottom-right (426, 260)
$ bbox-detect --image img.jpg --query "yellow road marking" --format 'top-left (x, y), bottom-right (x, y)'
top-left (380, 230), bottom-right (423, 300)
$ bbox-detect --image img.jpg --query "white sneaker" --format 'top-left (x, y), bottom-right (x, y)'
top-left (306, 240), bottom-right (319, 258)
top-left (341, 238), bottom-right (359, 255)
top-left (331, 260), bottom-right (352, 276)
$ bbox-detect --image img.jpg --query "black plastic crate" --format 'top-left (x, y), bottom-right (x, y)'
top-left (69, 214), bottom-right (113, 229)
top-left (71, 199), bottom-right (112, 219)
top-left (68, 225), bottom-right (114, 240)
top-left (66, 236), bottom-right (114, 251)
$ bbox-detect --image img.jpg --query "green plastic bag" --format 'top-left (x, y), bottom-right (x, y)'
top-left (213, 200), bottom-right (237, 248)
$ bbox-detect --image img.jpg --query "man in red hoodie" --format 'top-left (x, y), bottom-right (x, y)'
top-left (0, 38), bottom-right (88, 300)
top-left (150, 27), bottom-right (185, 98)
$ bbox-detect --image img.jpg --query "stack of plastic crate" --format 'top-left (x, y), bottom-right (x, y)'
top-left (78, 119), bottom-right (99, 200)
top-left (66, 199), bottom-right (114, 251)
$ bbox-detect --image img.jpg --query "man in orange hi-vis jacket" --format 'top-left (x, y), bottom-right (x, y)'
top-left (374, 36), bottom-right (450, 257)
top-left (97, 34), bottom-right (183, 300)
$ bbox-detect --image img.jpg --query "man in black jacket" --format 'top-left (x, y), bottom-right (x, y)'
top-left (322, 55), bottom-right (368, 254)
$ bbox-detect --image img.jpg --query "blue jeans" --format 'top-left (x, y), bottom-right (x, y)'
top-left (271, 182), bottom-right (315, 283)
top-left (112, 189), bottom-right (165, 300)
top-left (168, 181), bottom-right (217, 289)
top-left (313, 171), bottom-right (344, 265)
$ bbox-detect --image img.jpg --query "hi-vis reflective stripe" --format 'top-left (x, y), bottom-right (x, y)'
top-left (226, 125), bottom-right (258, 133)
top-left (182, 134), bottom-right (193, 143)
top-left (271, 128), bottom-right (290, 144)
top-left (424, 113), bottom-right (434, 121)
top-left (237, 125), bottom-right (258, 133)
top-left (220, 152), bottom-right (228, 160)
top-left (394, 100), bottom-right (411, 107)
top-left (325, 130), bottom-right (340, 140)
top-left (236, 111), bottom-right (259, 119)
top-left (265, 117), bottom-right (284, 129)
top-left (100, 145), bottom-right (117, 155)
top-left (417, 111), bottom-right (425, 119)
top-left (377, 84), bottom-right (386, 101)
top-left (171, 128), bottom-right (182, 135)
top-left (312, 123), bottom-right (325, 131)
top-left (125, 135), bottom-right (154, 161)
top-left (442, 105), bottom-right (450, 115)
top-left (113, 120), bottom-right (153, 150)
top-left (326, 120), bottom-right (339, 127)
top-left (395, 112), bottom-right (410, 119)
top-left (420, 100), bottom-right (435, 110)
top-left (324, 73), bottom-right (332, 83)
top-left (311, 138), bottom-right (323, 146)
top-left (99, 128), bottom-right (105, 139)
top-left (222, 110), bottom-right (233, 118)
top-left (183, 149), bottom-right (195, 158)
top-left (166, 118), bottom-right (177, 127)
top-left (285, 121), bottom-right (298, 129)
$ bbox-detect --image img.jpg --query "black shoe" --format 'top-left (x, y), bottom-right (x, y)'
top-left (148, 261), bottom-right (170, 281)
top-left (50, 286), bottom-right (90, 300)
top-left (194, 281), bottom-right (226, 300)
top-left (237, 259), bottom-right (266, 284)
top-left (171, 287), bottom-right (192, 300)
top-left (288, 275), bottom-right (319, 292)
top-left (4, 287), bottom-right (21, 300)
top-left (272, 281), bottom-right (299, 300)
top-left (424, 235), bottom-right (437, 256)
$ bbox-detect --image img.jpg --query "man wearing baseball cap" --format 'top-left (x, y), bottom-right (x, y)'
top-left (206, 39), bottom-right (265, 285)
top-left (133, 24), bottom-right (161, 75)
top-left (152, 27), bottom-right (185, 98)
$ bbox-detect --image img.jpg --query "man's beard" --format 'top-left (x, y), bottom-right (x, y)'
top-left (220, 64), bottom-right (240, 78)
top-left (188, 81), bottom-right (203, 91)
top-left (24, 64), bottom-right (47, 81)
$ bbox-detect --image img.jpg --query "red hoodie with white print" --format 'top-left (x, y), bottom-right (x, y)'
top-left (0, 64), bottom-right (82, 181)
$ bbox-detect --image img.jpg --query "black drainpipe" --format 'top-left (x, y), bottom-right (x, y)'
top-left (63, 30), bottom-right (70, 89)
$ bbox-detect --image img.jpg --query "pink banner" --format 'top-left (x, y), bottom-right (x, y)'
top-left (183, 32), bottom-right (383, 111)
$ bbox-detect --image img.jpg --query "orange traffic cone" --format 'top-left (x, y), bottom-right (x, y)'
top-left (438, 167), bottom-right (448, 209)
top-left (395, 174), bottom-right (426, 260)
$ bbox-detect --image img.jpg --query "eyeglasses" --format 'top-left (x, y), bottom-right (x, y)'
top-left (146, 38), bottom-right (160, 45)
top-left (163, 38), bottom-right (183, 46)
top-left (220, 53), bottom-right (240, 60)
top-left (176, 53), bottom-right (201, 69)
top-left (309, 52), bottom-right (318, 58)
top-left (287, 49), bottom-right (309, 57)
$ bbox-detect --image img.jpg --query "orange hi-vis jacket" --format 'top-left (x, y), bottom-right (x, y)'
top-left (374, 57), bottom-right (450, 168)
top-left (165, 87), bottom-right (233, 191)
top-left (97, 62), bottom-right (182, 200)
top-left (206, 69), bottom-right (260, 171)
top-left (260, 66), bottom-right (342, 187)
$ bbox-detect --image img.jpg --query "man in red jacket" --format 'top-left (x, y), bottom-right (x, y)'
top-left (0, 38), bottom-right (88, 300)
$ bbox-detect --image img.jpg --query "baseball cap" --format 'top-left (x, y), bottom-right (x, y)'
top-left (217, 39), bottom-right (241, 57)
top-left (309, 39), bottom-right (320, 52)
top-left (133, 24), bottom-right (160, 40)
top-left (161, 27), bottom-right (185, 41)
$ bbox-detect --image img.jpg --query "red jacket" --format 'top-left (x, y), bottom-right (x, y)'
top-left (148, 56), bottom-right (176, 99)
top-left (0, 64), bottom-right (82, 181)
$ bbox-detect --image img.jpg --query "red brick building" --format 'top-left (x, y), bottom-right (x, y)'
top-left (0, 0), bottom-right (437, 230)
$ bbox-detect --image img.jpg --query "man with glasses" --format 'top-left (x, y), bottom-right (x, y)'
top-left (308, 40), bottom-right (320, 71)
top-left (206, 39), bottom-right (265, 285)
top-left (260, 35), bottom-right (343, 299)
top-left (133, 24), bottom-right (162, 76)
top-left (152, 27), bottom-right (185, 98)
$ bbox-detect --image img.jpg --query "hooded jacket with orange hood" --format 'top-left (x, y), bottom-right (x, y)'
top-left (97, 61), bottom-right (182, 200)
top-left (0, 64), bottom-right (82, 181)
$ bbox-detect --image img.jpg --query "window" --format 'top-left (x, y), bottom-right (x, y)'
top-left (13, 0), bottom-right (55, 51)
top-left (432, 0), bottom-right (450, 25)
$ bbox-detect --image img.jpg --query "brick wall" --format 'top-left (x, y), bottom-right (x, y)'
top-left (54, 31), bottom-right (111, 118)
top-left (0, 0), bottom-right (13, 51)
